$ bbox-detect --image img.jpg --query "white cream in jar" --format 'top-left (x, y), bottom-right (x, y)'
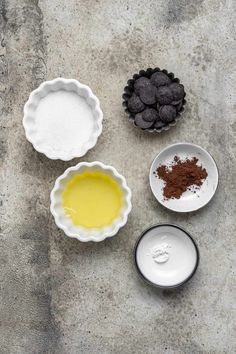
top-left (135, 225), bottom-right (199, 288)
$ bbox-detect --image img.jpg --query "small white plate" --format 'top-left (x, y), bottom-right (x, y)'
top-left (23, 78), bottom-right (103, 161)
top-left (149, 143), bottom-right (219, 212)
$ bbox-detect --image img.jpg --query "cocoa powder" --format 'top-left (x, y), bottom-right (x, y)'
top-left (156, 156), bottom-right (208, 199)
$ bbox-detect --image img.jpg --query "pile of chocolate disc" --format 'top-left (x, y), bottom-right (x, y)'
top-left (122, 68), bottom-right (186, 132)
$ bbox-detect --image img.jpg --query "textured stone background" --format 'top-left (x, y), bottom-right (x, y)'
top-left (0, 0), bottom-right (236, 353)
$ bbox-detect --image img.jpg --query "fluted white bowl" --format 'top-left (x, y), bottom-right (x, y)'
top-left (23, 78), bottom-right (103, 161)
top-left (50, 161), bottom-right (132, 242)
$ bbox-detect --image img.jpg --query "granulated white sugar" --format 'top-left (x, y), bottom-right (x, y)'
top-left (35, 90), bottom-right (94, 152)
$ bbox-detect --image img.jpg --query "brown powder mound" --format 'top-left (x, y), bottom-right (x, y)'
top-left (156, 156), bottom-right (208, 199)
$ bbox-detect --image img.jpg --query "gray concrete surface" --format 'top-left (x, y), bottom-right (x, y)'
top-left (1, 0), bottom-right (236, 353)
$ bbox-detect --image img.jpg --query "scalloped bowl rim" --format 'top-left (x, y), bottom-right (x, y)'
top-left (23, 78), bottom-right (103, 161)
top-left (50, 161), bottom-right (132, 242)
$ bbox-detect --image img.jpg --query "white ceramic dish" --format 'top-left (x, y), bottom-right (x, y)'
top-left (135, 224), bottom-right (199, 288)
top-left (23, 78), bottom-right (103, 161)
top-left (149, 143), bottom-right (219, 212)
top-left (50, 161), bottom-right (132, 242)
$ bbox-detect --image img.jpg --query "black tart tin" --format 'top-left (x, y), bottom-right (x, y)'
top-left (122, 67), bottom-right (186, 133)
top-left (134, 224), bottom-right (199, 289)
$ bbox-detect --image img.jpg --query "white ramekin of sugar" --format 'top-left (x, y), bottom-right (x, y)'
top-left (134, 224), bottom-right (199, 289)
top-left (23, 78), bottom-right (103, 161)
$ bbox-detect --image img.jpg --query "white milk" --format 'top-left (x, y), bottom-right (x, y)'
top-left (35, 90), bottom-right (94, 152)
top-left (136, 225), bottom-right (198, 287)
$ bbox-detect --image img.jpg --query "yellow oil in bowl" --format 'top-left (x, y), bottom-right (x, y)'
top-left (62, 171), bottom-right (123, 228)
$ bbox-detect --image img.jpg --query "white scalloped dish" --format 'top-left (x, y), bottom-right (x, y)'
top-left (23, 78), bottom-right (103, 160)
top-left (50, 161), bottom-right (132, 242)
